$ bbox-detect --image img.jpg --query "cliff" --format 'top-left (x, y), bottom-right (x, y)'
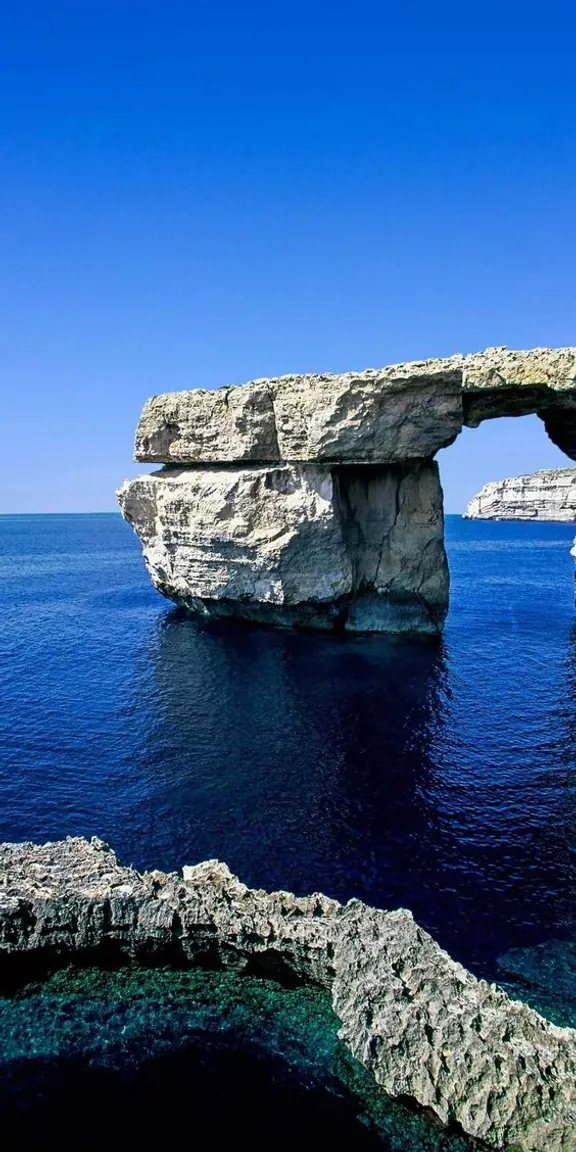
top-left (118, 346), bottom-right (576, 632)
top-left (464, 468), bottom-right (576, 521)
top-left (2, 836), bottom-right (575, 1151)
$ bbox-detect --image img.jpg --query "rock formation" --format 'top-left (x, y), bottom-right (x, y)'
top-left (118, 462), bottom-right (448, 632)
top-left (464, 468), bottom-right (576, 521)
top-left (118, 346), bottom-right (576, 632)
top-left (1, 836), bottom-right (575, 1151)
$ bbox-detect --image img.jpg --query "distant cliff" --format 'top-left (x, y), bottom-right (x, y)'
top-left (464, 468), bottom-right (576, 520)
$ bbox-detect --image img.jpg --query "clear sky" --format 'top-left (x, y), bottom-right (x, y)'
top-left (1, 1), bottom-right (574, 513)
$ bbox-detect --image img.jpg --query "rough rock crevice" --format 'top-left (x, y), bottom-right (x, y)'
top-left (1, 837), bottom-right (575, 1151)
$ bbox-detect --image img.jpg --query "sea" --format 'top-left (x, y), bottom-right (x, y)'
top-left (1, 512), bottom-right (575, 1144)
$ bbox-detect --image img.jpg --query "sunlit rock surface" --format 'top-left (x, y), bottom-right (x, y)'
top-left (134, 363), bottom-right (463, 465)
top-left (464, 468), bottom-right (576, 521)
top-left (134, 347), bottom-right (576, 466)
top-left (1, 837), bottom-right (575, 1150)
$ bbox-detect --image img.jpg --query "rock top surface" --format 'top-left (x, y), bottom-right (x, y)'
top-left (464, 468), bottom-right (576, 521)
top-left (134, 347), bottom-right (576, 466)
top-left (2, 836), bottom-right (575, 1150)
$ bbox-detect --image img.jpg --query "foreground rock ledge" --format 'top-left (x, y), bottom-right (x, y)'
top-left (1, 837), bottom-right (575, 1150)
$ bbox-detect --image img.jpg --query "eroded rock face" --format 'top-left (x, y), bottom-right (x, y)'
top-left (1, 836), bottom-right (575, 1151)
top-left (117, 461), bottom-right (448, 633)
top-left (136, 380), bottom-right (280, 464)
top-left (464, 468), bottom-right (576, 521)
top-left (461, 346), bottom-right (576, 429)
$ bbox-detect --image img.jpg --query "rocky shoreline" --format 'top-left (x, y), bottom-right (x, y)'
top-left (1, 836), bottom-right (575, 1150)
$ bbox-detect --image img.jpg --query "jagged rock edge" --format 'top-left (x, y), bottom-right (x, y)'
top-left (1, 836), bottom-right (575, 1151)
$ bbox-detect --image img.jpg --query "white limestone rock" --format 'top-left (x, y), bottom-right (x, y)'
top-left (462, 346), bottom-right (576, 430)
top-left (1, 835), bottom-right (576, 1151)
top-left (134, 362), bottom-right (464, 465)
top-left (464, 468), bottom-right (576, 521)
top-left (270, 362), bottom-right (463, 463)
top-left (122, 345), bottom-right (576, 634)
top-left (334, 901), bottom-right (576, 1152)
top-left (461, 345), bottom-right (576, 394)
top-left (135, 380), bottom-right (280, 464)
top-left (117, 461), bottom-right (448, 633)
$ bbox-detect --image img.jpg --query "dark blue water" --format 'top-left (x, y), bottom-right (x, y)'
top-left (1, 513), bottom-right (575, 979)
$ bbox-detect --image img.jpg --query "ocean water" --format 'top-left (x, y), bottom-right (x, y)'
top-left (1, 512), bottom-right (575, 979)
top-left (1, 512), bottom-right (575, 1144)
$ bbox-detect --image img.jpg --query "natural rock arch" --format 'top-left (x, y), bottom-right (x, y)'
top-left (118, 347), bottom-right (576, 633)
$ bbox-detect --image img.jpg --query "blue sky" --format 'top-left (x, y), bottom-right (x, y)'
top-left (1, 1), bottom-right (574, 512)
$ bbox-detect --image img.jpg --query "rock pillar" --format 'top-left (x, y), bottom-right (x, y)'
top-left (118, 460), bottom-right (449, 633)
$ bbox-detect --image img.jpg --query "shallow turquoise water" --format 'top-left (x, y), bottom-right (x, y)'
top-left (0, 967), bottom-right (479, 1150)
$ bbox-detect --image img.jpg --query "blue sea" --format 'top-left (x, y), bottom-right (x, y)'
top-left (1, 512), bottom-right (576, 1145)
top-left (1, 512), bottom-right (575, 978)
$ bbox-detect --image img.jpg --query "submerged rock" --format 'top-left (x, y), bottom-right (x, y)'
top-left (497, 939), bottom-right (576, 1030)
top-left (120, 346), bottom-right (576, 633)
top-left (1, 836), bottom-right (575, 1150)
top-left (464, 468), bottom-right (576, 521)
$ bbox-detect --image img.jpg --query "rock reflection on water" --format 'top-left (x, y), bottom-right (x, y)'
top-left (136, 618), bottom-right (452, 903)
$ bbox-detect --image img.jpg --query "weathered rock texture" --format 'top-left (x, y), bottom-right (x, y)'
top-left (135, 364), bottom-right (464, 465)
top-left (464, 468), bottom-right (576, 521)
top-left (120, 346), bottom-right (576, 632)
top-left (118, 461), bottom-right (448, 632)
top-left (1, 837), bottom-right (575, 1151)
top-left (134, 347), bottom-right (576, 467)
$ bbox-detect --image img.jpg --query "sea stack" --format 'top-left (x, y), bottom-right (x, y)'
top-left (118, 346), bottom-right (576, 633)
top-left (464, 467), bottom-right (576, 520)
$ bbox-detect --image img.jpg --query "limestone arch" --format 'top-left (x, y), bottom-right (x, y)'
top-left (119, 347), bottom-right (576, 633)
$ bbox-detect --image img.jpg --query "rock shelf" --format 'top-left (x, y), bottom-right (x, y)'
top-left (1, 836), bottom-right (575, 1150)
